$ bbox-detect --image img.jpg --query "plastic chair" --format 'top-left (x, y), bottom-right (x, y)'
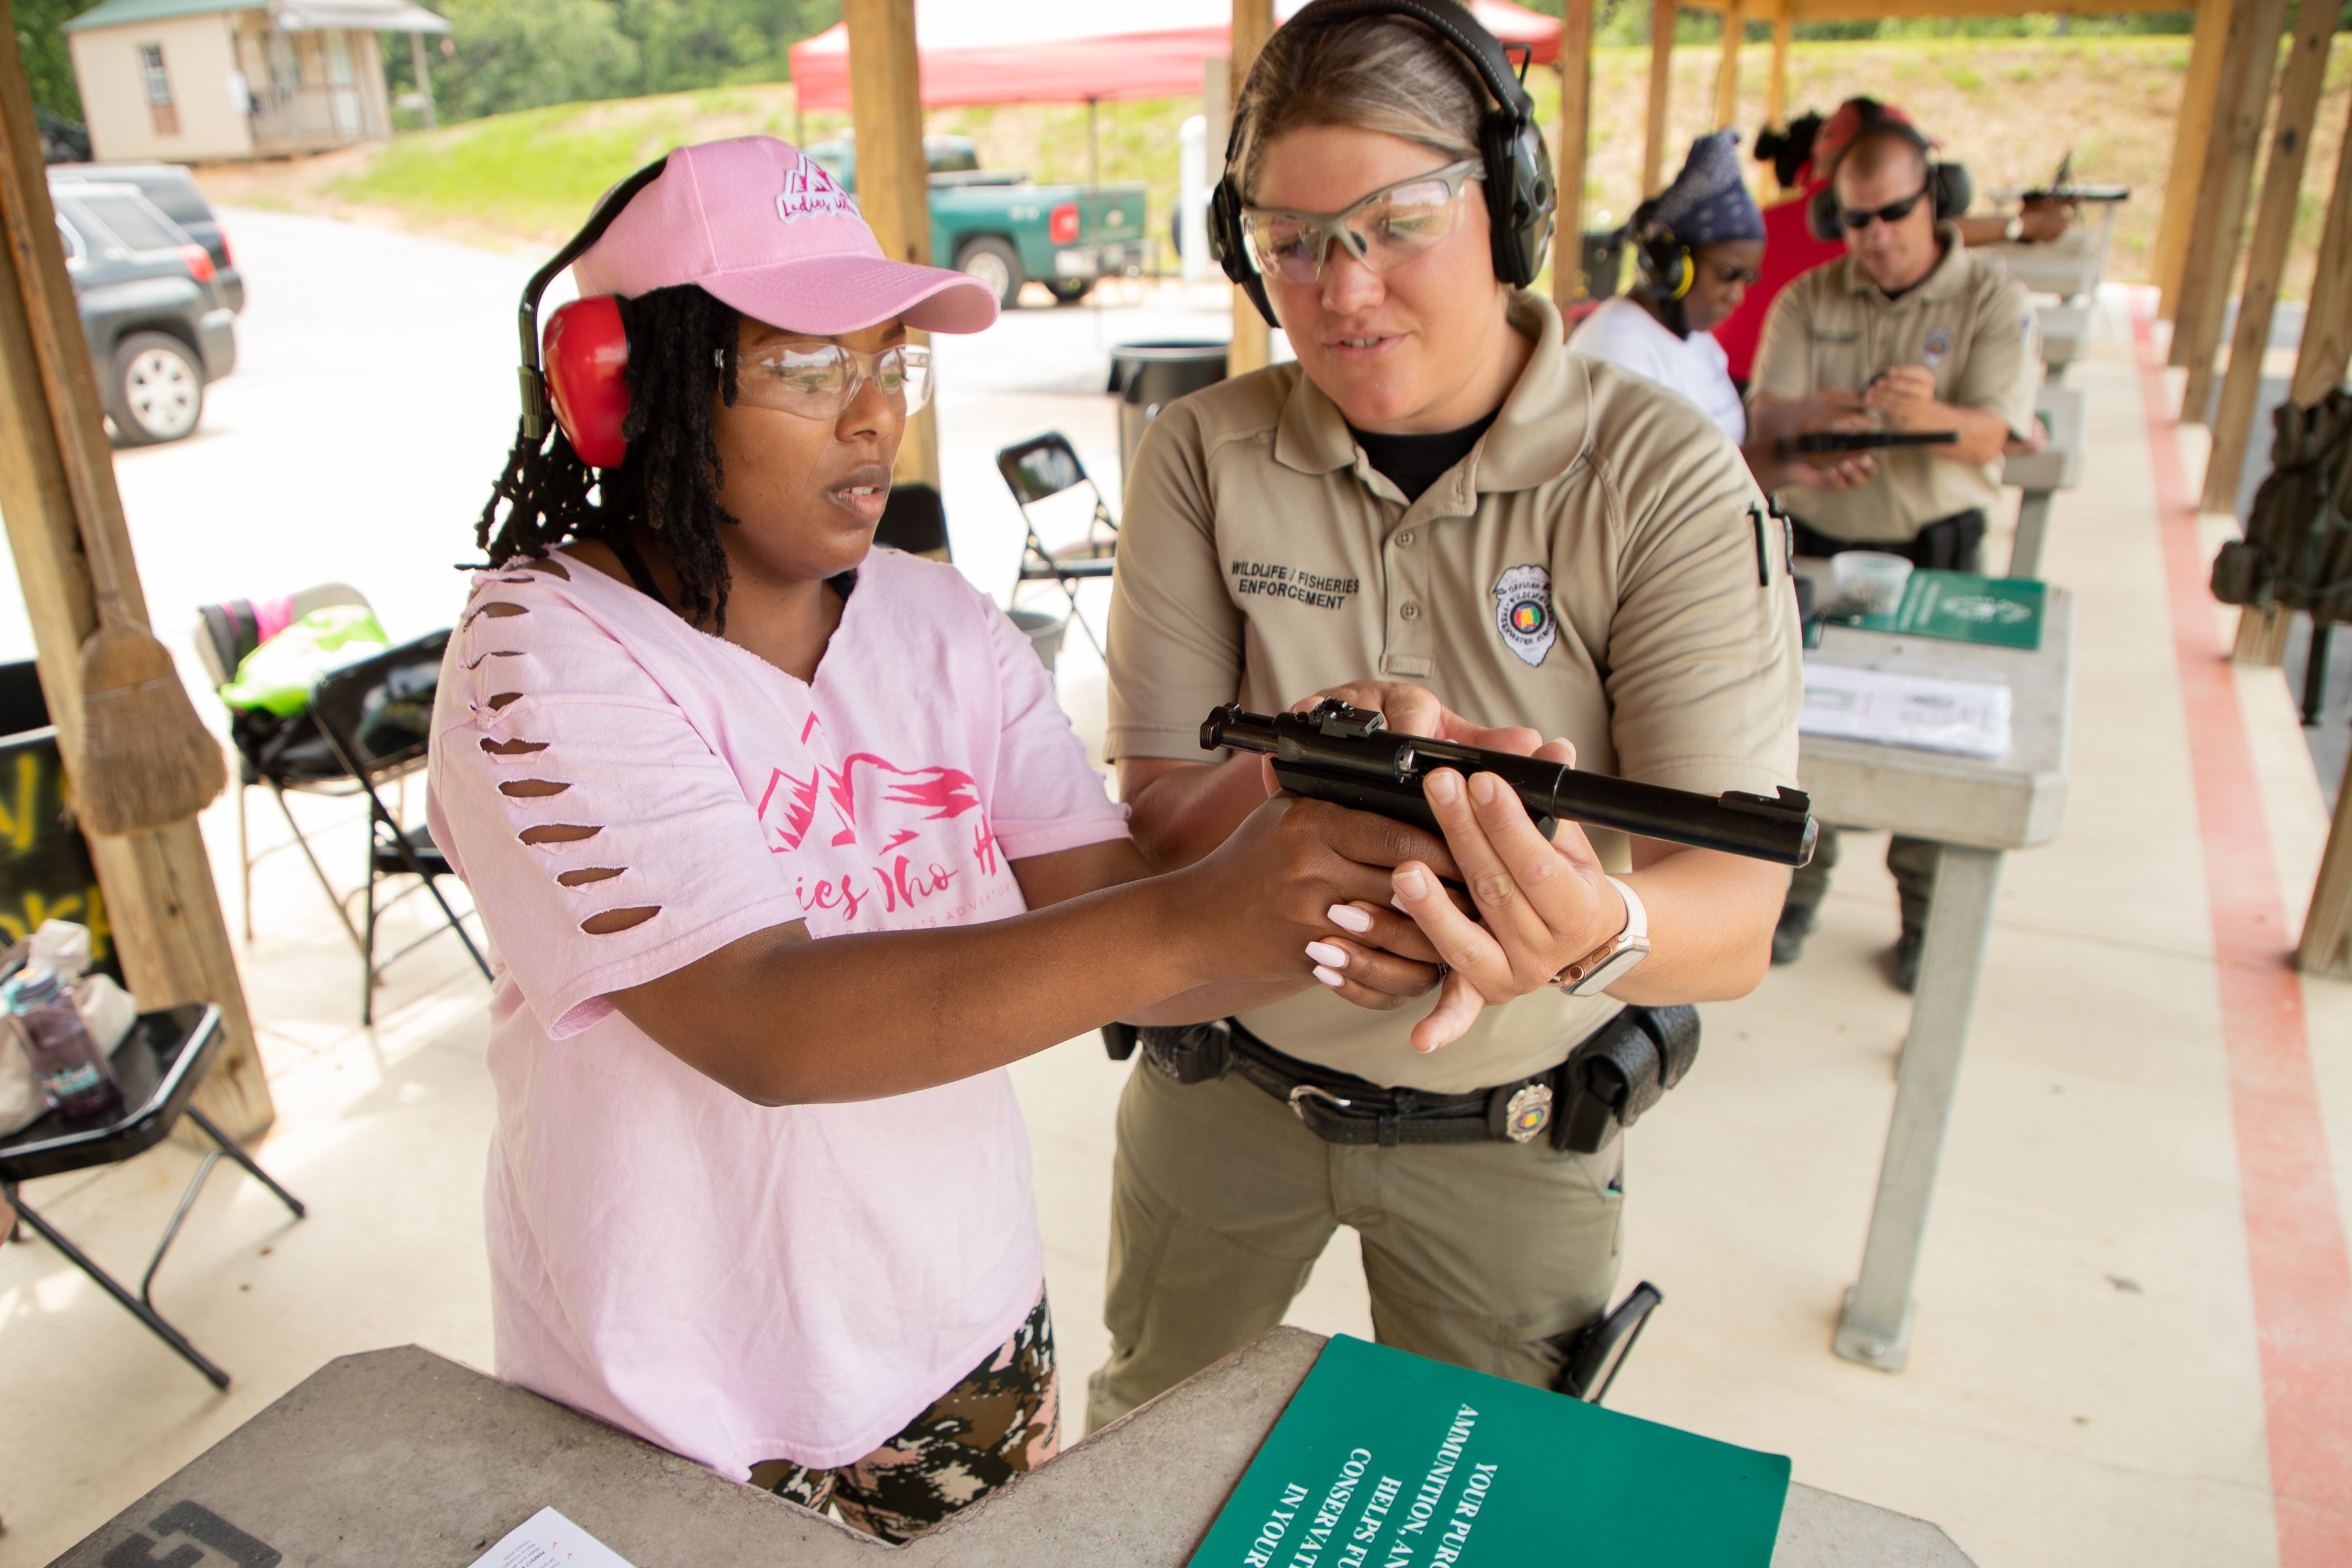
top-left (996, 432), bottom-right (1118, 658)
top-left (308, 632), bottom-right (491, 1023)
top-left (0, 1002), bottom-right (303, 1389)
top-left (192, 583), bottom-right (376, 946)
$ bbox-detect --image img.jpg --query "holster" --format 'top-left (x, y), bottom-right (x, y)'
top-left (1552, 1004), bottom-right (1701, 1154)
top-left (1102, 1019), bottom-right (1233, 1084)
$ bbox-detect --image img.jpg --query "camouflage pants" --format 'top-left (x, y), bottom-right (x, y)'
top-left (751, 1291), bottom-right (1058, 1543)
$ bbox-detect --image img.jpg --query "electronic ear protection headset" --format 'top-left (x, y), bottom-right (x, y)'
top-left (1631, 203), bottom-right (1693, 302)
top-left (1206, 0), bottom-right (1554, 329)
top-left (1805, 101), bottom-right (1972, 244)
top-left (514, 154), bottom-right (671, 469)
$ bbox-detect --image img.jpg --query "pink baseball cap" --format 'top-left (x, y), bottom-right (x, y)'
top-left (570, 137), bottom-right (999, 336)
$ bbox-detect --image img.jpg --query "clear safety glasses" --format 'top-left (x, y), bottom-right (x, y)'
top-left (1241, 160), bottom-right (1484, 286)
top-left (730, 342), bottom-right (934, 420)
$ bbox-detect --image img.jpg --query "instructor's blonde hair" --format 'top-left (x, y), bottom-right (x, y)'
top-left (1231, 17), bottom-right (1486, 203)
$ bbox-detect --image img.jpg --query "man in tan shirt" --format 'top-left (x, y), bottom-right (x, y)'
top-left (1748, 101), bottom-right (2040, 985)
top-left (1089, 1), bottom-right (1805, 1429)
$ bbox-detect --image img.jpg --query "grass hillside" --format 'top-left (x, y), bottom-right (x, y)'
top-left (195, 35), bottom-right (2352, 297)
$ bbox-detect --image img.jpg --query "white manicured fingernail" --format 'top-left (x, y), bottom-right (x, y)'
top-left (1326, 903), bottom-right (1374, 933)
top-left (1394, 867), bottom-right (1429, 901)
top-left (1313, 965), bottom-right (1346, 988)
top-left (1305, 941), bottom-right (1348, 968)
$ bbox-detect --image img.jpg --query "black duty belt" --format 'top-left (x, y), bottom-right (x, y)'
top-left (1102, 1005), bottom-right (1701, 1155)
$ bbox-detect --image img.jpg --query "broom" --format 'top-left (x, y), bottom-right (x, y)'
top-left (73, 574), bottom-right (227, 838)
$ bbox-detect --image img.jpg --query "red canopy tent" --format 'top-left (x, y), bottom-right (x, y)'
top-left (787, 0), bottom-right (1561, 111)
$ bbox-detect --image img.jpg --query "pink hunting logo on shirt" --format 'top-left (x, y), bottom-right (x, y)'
top-left (777, 157), bottom-right (858, 223)
top-left (757, 721), bottom-right (1004, 928)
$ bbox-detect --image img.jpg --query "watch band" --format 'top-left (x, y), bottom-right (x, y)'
top-left (2003, 214), bottom-right (2025, 244)
top-left (1551, 876), bottom-right (1651, 995)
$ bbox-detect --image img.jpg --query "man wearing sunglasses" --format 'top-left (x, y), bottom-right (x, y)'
top-left (1746, 103), bottom-right (2042, 986)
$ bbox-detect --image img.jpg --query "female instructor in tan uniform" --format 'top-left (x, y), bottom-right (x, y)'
top-left (1092, 0), bottom-right (1805, 1427)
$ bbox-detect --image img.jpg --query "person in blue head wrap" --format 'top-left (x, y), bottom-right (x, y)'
top-left (1567, 130), bottom-right (1765, 442)
top-left (1570, 130), bottom-right (1874, 495)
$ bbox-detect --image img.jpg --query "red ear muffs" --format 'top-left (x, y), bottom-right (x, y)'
top-left (543, 295), bottom-right (630, 469)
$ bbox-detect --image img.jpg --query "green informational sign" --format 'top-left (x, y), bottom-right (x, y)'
top-left (1841, 570), bottom-right (2046, 649)
top-left (1185, 1337), bottom-right (1790, 1568)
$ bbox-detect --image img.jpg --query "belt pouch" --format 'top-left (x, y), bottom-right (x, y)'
top-left (1139, 1021), bottom-right (1233, 1085)
top-left (1551, 1005), bottom-right (1704, 1154)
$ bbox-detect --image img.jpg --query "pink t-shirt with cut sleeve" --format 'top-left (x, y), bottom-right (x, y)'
top-left (424, 545), bottom-right (1127, 1478)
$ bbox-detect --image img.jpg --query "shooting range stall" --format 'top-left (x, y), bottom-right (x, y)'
top-left (53, 1330), bottom-right (1980, 1565)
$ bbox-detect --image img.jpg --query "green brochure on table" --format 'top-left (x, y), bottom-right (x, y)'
top-left (1185, 1336), bottom-right (1790, 1568)
top-left (1838, 570), bottom-right (2046, 649)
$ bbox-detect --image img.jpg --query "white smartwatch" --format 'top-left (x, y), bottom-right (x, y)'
top-left (1552, 877), bottom-right (1651, 997)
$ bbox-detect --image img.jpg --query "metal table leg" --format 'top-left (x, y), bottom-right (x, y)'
top-left (2010, 490), bottom-right (2054, 579)
top-left (1835, 843), bottom-right (2005, 1371)
top-left (1, 1182), bottom-right (231, 1389)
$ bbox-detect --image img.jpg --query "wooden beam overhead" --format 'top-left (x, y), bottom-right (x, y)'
top-left (1676, 0), bottom-right (2185, 16)
top-left (1552, 0), bottom-right (1596, 305)
top-left (2289, 89), bottom-right (2352, 409)
top-left (2172, 0), bottom-right (2289, 424)
top-left (2153, 0), bottom-right (2231, 319)
top-left (1644, 0), bottom-right (1676, 197)
top-left (1716, 0), bottom-right (1746, 132)
top-left (1228, 0), bottom-right (1276, 377)
top-left (2198, 0), bottom-right (2337, 512)
top-left (0, 1), bottom-right (272, 1141)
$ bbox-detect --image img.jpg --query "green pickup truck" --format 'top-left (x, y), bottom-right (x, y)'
top-left (802, 135), bottom-right (1147, 308)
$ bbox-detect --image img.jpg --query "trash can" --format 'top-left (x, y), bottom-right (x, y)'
top-left (1109, 342), bottom-right (1228, 489)
top-left (1578, 230), bottom-right (1627, 303)
top-left (1007, 609), bottom-right (1067, 675)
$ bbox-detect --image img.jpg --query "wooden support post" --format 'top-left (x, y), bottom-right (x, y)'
top-left (1643, 0), bottom-right (1675, 197)
top-left (2153, 0), bottom-right (2230, 320)
top-left (845, 0), bottom-right (938, 490)
top-left (1228, 0), bottom-right (1275, 377)
top-left (2172, 0), bottom-right (2287, 423)
top-left (2199, 0), bottom-right (2336, 514)
top-left (1552, 0), bottom-right (1594, 305)
top-left (2293, 97), bottom-right (2352, 975)
top-left (2289, 90), bottom-right (2352, 409)
top-left (0, 5), bottom-right (272, 1141)
top-left (1714, 0), bottom-right (1744, 133)
top-left (1762, 6), bottom-right (1792, 200)
top-left (2232, 602), bottom-right (2293, 664)
top-left (2303, 751), bottom-right (2352, 978)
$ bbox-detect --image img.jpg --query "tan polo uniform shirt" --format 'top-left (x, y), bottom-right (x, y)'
top-left (1107, 291), bottom-right (1804, 1095)
top-left (1749, 225), bottom-right (2039, 545)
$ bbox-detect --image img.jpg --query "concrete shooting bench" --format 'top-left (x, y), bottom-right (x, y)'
top-left (53, 1330), bottom-right (1974, 1566)
top-left (1984, 191), bottom-right (2126, 380)
top-left (1793, 577), bottom-right (2078, 1374)
top-left (2002, 382), bottom-right (2087, 580)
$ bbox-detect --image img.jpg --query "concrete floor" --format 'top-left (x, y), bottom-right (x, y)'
top-left (3, 216), bottom-right (2348, 1567)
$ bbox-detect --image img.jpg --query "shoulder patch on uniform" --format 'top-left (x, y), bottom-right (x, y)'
top-left (1492, 564), bottom-right (1556, 667)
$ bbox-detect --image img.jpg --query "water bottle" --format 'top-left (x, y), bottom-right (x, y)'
top-left (6, 962), bottom-right (120, 1120)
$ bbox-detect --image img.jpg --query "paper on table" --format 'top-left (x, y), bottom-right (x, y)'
top-left (467, 1507), bottom-right (639, 1568)
top-left (1799, 661), bottom-right (2013, 758)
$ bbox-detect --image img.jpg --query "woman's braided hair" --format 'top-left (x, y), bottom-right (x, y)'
top-left (476, 283), bottom-right (745, 630)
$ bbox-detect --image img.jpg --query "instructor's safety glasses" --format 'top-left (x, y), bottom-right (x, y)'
top-left (1241, 161), bottom-right (1484, 285)
top-left (730, 342), bottom-right (934, 420)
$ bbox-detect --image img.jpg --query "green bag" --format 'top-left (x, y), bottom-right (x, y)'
top-left (217, 605), bottom-right (390, 716)
top-left (2210, 388), bottom-right (2352, 624)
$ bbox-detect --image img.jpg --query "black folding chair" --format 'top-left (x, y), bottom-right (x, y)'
top-left (0, 1003), bottom-right (304, 1390)
top-left (996, 432), bottom-right (1118, 657)
top-left (874, 482), bottom-right (952, 562)
top-left (192, 583), bottom-right (378, 946)
top-left (308, 632), bottom-right (491, 1023)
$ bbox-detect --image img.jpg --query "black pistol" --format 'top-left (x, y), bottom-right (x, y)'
top-left (1201, 700), bottom-right (1816, 868)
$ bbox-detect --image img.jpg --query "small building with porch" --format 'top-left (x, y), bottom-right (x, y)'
top-left (61, 0), bottom-right (448, 163)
